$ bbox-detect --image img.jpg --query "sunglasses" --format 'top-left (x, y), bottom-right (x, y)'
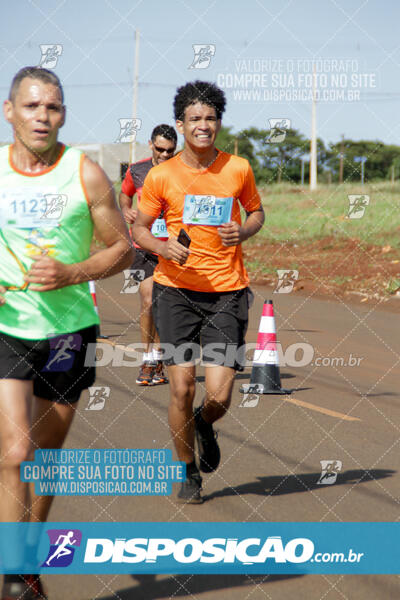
top-left (153, 146), bottom-right (175, 154)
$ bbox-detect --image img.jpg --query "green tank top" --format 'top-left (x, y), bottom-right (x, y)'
top-left (0, 144), bottom-right (99, 339)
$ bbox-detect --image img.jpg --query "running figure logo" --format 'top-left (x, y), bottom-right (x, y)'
top-left (266, 119), bottom-right (291, 144)
top-left (41, 529), bottom-right (82, 568)
top-left (274, 270), bottom-right (299, 294)
top-left (188, 45), bottom-right (216, 69)
top-left (239, 383), bottom-right (264, 408)
top-left (347, 195), bottom-right (370, 219)
top-left (86, 386), bottom-right (110, 410)
top-left (42, 334), bottom-right (82, 372)
top-left (41, 194), bottom-right (68, 221)
top-left (317, 460), bottom-right (342, 485)
top-left (115, 119), bottom-right (142, 143)
top-left (190, 195), bottom-right (216, 220)
top-left (38, 45), bottom-right (63, 69)
top-left (120, 269), bottom-right (145, 294)
top-left (239, 393), bottom-right (260, 408)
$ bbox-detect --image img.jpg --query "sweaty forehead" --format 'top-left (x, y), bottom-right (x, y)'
top-left (15, 78), bottom-right (63, 103)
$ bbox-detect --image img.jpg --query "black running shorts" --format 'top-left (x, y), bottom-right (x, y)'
top-left (131, 248), bottom-right (158, 282)
top-left (0, 325), bottom-right (97, 404)
top-left (152, 283), bottom-right (250, 371)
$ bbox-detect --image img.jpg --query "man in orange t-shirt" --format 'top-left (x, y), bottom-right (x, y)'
top-left (133, 80), bottom-right (264, 504)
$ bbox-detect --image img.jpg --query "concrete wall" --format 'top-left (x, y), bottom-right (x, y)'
top-left (0, 141), bottom-right (151, 183)
top-left (72, 142), bottom-right (151, 182)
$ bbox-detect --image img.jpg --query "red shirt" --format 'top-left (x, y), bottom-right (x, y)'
top-left (121, 157), bottom-right (168, 247)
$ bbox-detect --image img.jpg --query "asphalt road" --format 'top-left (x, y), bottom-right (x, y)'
top-left (44, 274), bottom-right (400, 600)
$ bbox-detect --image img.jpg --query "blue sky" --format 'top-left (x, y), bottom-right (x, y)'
top-left (1, 0), bottom-right (400, 148)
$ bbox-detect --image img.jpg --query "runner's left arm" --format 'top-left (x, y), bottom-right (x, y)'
top-left (218, 161), bottom-right (265, 247)
top-left (25, 157), bottom-right (134, 291)
top-left (217, 207), bottom-right (265, 247)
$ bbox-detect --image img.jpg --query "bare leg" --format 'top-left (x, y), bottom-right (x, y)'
top-left (139, 276), bottom-right (156, 353)
top-left (0, 380), bottom-right (33, 522)
top-left (153, 328), bottom-right (161, 352)
top-left (29, 397), bottom-right (77, 522)
top-left (202, 365), bottom-right (236, 423)
top-left (167, 365), bottom-right (196, 463)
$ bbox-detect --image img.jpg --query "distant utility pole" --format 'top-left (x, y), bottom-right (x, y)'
top-left (360, 157), bottom-right (367, 185)
top-left (130, 29), bottom-right (140, 164)
top-left (391, 164), bottom-right (395, 186)
top-left (310, 64), bottom-right (317, 191)
top-left (339, 134), bottom-right (344, 184)
top-left (354, 156), bottom-right (367, 186)
top-left (234, 138), bottom-right (238, 155)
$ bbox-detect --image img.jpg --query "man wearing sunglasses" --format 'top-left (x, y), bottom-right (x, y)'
top-left (119, 124), bottom-right (177, 386)
top-left (0, 66), bottom-right (133, 600)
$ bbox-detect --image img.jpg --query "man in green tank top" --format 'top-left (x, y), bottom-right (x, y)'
top-left (0, 67), bottom-right (133, 600)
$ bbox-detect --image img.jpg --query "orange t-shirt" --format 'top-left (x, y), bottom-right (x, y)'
top-left (139, 150), bottom-right (262, 293)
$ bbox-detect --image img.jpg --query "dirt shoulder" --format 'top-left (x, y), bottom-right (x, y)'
top-left (244, 236), bottom-right (400, 313)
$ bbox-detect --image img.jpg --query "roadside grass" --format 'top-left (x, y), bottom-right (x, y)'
top-left (115, 180), bottom-right (399, 249)
top-left (253, 182), bottom-right (400, 249)
top-left (244, 261), bottom-right (276, 277)
top-left (108, 180), bottom-right (399, 296)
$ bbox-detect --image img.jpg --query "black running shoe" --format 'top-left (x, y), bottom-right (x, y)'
top-left (194, 407), bottom-right (221, 473)
top-left (177, 472), bottom-right (203, 504)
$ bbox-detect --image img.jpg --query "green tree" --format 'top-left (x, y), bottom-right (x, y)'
top-left (242, 127), bottom-right (321, 184)
top-left (327, 140), bottom-right (400, 182)
top-left (216, 126), bottom-right (263, 181)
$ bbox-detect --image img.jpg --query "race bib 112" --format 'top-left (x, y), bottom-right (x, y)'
top-left (0, 189), bottom-right (65, 228)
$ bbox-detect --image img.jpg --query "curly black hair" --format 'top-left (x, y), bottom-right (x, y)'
top-left (173, 80), bottom-right (226, 121)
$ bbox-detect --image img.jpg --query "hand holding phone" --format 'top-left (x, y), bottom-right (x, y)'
top-left (177, 228), bottom-right (191, 248)
top-left (162, 228), bottom-right (191, 265)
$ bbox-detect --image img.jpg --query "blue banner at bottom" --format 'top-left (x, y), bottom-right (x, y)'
top-left (0, 522), bottom-right (398, 574)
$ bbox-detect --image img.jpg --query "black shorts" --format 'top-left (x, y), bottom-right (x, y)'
top-left (152, 283), bottom-right (250, 371)
top-left (131, 248), bottom-right (158, 282)
top-left (0, 326), bottom-right (97, 404)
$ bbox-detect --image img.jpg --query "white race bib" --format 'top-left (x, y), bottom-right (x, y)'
top-left (182, 194), bottom-right (233, 226)
top-left (0, 188), bottom-right (65, 228)
top-left (151, 218), bottom-right (168, 238)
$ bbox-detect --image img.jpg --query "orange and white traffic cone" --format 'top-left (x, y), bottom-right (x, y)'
top-left (89, 280), bottom-right (107, 339)
top-left (240, 299), bottom-right (290, 395)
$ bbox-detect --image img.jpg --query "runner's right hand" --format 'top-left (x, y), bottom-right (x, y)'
top-left (122, 207), bottom-right (137, 224)
top-left (0, 285), bottom-right (6, 305)
top-left (160, 238), bottom-right (190, 265)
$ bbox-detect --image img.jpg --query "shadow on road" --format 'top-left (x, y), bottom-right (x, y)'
top-left (203, 469), bottom-right (395, 501)
top-left (99, 573), bottom-right (303, 599)
top-left (280, 329), bottom-right (322, 333)
top-left (196, 372), bottom-right (298, 383)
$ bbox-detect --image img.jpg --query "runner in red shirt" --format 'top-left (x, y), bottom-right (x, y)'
top-left (119, 125), bottom-right (177, 385)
